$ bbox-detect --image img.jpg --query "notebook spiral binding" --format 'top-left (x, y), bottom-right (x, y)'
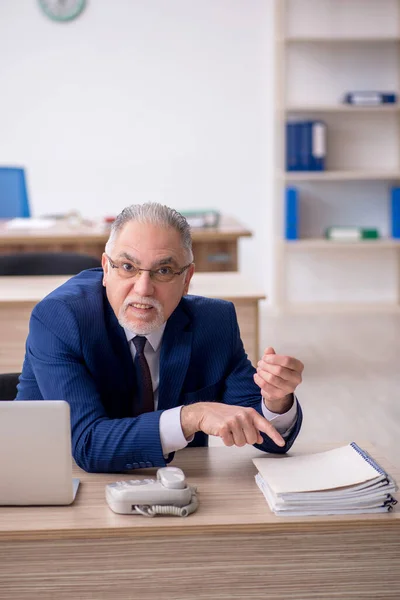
top-left (350, 442), bottom-right (386, 476)
top-left (351, 443), bottom-right (398, 510)
top-left (384, 497), bottom-right (398, 509)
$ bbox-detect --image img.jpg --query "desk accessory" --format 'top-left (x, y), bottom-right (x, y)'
top-left (106, 467), bottom-right (198, 517)
top-left (180, 210), bottom-right (220, 228)
top-left (253, 443), bottom-right (398, 516)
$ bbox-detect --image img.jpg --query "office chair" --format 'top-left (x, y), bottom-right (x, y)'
top-left (0, 373), bottom-right (20, 400)
top-left (0, 252), bottom-right (101, 276)
top-left (0, 167), bottom-right (30, 219)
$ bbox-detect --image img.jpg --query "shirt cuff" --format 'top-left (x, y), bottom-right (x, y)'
top-left (159, 406), bottom-right (193, 456)
top-left (261, 396), bottom-right (298, 436)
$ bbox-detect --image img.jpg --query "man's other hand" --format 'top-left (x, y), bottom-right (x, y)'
top-left (254, 347), bottom-right (303, 413)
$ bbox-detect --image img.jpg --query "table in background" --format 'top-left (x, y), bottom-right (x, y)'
top-left (0, 216), bottom-right (252, 272)
top-left (0, 443), bottom-right (398, 600)
top-left (0, 273), bottom-right (265, 373)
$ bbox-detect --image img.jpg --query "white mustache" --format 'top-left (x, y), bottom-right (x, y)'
top-left (122, 296), bottom-right (162, 311)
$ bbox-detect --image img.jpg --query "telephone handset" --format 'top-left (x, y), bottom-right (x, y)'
top-left (105, 467), bottom-right (198, 517)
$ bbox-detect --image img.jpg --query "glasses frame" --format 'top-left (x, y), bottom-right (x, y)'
top-left (105, 254), bottom-right (193, 283)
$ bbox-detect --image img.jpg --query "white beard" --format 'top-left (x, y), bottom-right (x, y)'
top-left (118, 295), bottom-right (165, 335)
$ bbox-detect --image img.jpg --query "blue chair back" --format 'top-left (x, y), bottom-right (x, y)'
top-left (0, 167), bottom-right (30, 218)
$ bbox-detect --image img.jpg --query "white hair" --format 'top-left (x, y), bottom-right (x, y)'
top-left (105, 202), bottom-right (193, 262)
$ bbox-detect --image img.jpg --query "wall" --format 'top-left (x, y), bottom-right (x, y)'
top-left (0, 0), bottom-right (274, 294)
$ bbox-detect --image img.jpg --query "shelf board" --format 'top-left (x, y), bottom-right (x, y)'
top-left (284, 170), bottom-right (400, 182)
top-left (284, 36), bottom-right (400, 43)
top-left (280, 302), bottom-right (400, 314)
top-left (282, 238), bottom-right (400, 250)
top-left (286, 105), bottom-right (400, 113)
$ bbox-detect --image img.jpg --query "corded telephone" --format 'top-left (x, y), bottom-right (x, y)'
top-left (105, 466), bottom-right (198, 517)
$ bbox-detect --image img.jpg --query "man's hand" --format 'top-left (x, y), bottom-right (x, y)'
top-left (254, 347), bottom-right (304, 413)
top-left (180, 402), bottom-right (285, 448)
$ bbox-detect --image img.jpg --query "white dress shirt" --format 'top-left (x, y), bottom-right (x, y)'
top-left (124, 325), bottom-right (298, 456)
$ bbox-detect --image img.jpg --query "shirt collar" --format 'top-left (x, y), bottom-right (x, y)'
top-left (123, 322), bottom-right (166, 352)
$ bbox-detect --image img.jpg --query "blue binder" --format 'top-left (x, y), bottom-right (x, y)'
top-left (286, 122), bottom-right (301, 171)
top-left (285, 187), bottom-right (299, 240)
top-left (286, 120), bottom-right (326, 171)
top-left (390, 187), bottom-right (400, 238)
top-left (343, 92), bottom-right (397, 105)
top-left (0, 167), bottom-right (30, 218)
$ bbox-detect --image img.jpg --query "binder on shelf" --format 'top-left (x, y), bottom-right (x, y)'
top-left (343, 91), bottom-right (397, 106)
top-left (308, 120), bottom-right (326, 171)
top-left (285, 120), bottom-right (326, 171)
top-left (325, 227), bottom-right (379, 241)
top-left (286, 121), bottom-right (301, 171)
top-left (390, 187), bottom-right (400, 238)
top-left (285, 187), bottom-right (299, 240)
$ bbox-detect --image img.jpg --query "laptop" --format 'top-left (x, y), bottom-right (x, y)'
top-left (0, 400), bottom-right (80, 505)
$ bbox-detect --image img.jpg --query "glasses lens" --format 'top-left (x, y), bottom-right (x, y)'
top-left (152, 271), bottom-right (175, 283)
top-left (117, 263), bottom-right (139, 278)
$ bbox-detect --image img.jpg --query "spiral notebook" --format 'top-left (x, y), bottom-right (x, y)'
top-left (253, 443), bottom-right (398, 516)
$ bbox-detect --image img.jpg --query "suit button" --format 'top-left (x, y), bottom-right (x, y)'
top-left (132, 463), bottom-right (139, 469)
top-left (125, 464), bottom-right (133, 470)
top-left (145, 461), bottom-right (152, 468)
top-left (139, 462), bottom-right (146, 468)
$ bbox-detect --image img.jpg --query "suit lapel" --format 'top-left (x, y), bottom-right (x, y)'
top-left (158, 302), bottom-right (192, 411)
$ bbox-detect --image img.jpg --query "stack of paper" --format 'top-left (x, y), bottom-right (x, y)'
top-left (5, 218), bottom-right (56, 230)
top-left (253, 443), bottom-right (398, 517)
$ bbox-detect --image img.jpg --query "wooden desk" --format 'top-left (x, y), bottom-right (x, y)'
top-left (0, 216), bottom-right (252, 272)
top-left (0, 273), bottom-right (265, 373)
top-left (0, 444), bottom-right (398, 600)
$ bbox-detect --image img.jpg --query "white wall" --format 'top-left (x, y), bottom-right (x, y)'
top-left (0, 0), bottom-right (275, 293)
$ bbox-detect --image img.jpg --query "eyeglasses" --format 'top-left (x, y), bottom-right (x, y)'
top-left (105, 254), bottom-right (192, 283)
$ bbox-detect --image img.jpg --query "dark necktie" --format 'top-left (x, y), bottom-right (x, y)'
top-left (132, 336), bottom-right (154, 414)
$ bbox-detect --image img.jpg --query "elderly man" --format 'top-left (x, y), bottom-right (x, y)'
top-left (17, 203), bottom-right (304, 472)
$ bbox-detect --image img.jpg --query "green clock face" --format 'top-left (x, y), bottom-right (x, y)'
top-left (38, 0), bottom-right (86, 22)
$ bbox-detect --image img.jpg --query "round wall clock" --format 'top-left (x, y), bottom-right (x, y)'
top-left (38, 0), bottom-right (86, 22)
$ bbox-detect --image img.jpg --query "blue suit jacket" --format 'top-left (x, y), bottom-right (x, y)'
top-left (17, 269), bottom-right (302, 472)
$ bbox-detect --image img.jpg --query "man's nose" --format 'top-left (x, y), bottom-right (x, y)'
top-left (131, 271), bottom-right (154, 296)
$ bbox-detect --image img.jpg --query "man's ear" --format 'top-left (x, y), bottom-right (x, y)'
top-left (183, 263), bottom-right (195, 296)
top-left (101, 253), bottom-right (108, 286)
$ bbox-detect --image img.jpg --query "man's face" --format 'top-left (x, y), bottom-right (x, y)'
top-left (102, 220), bottom-right (194, 335)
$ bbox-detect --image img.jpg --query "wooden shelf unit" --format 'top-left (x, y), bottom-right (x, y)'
top-left (274, 0), bottom-right (400, 310)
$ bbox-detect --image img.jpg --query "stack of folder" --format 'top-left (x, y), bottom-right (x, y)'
top-left (253, 443), bottom-right (398, 517)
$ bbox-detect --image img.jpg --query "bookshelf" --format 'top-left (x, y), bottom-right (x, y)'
top-left (274, 0), bottom-right (400, 310)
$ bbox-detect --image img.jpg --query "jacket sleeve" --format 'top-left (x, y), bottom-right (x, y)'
top-left (18, 299), bottom-right (168, 473)
top-left (221, 303), bottom-right (302, 454)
